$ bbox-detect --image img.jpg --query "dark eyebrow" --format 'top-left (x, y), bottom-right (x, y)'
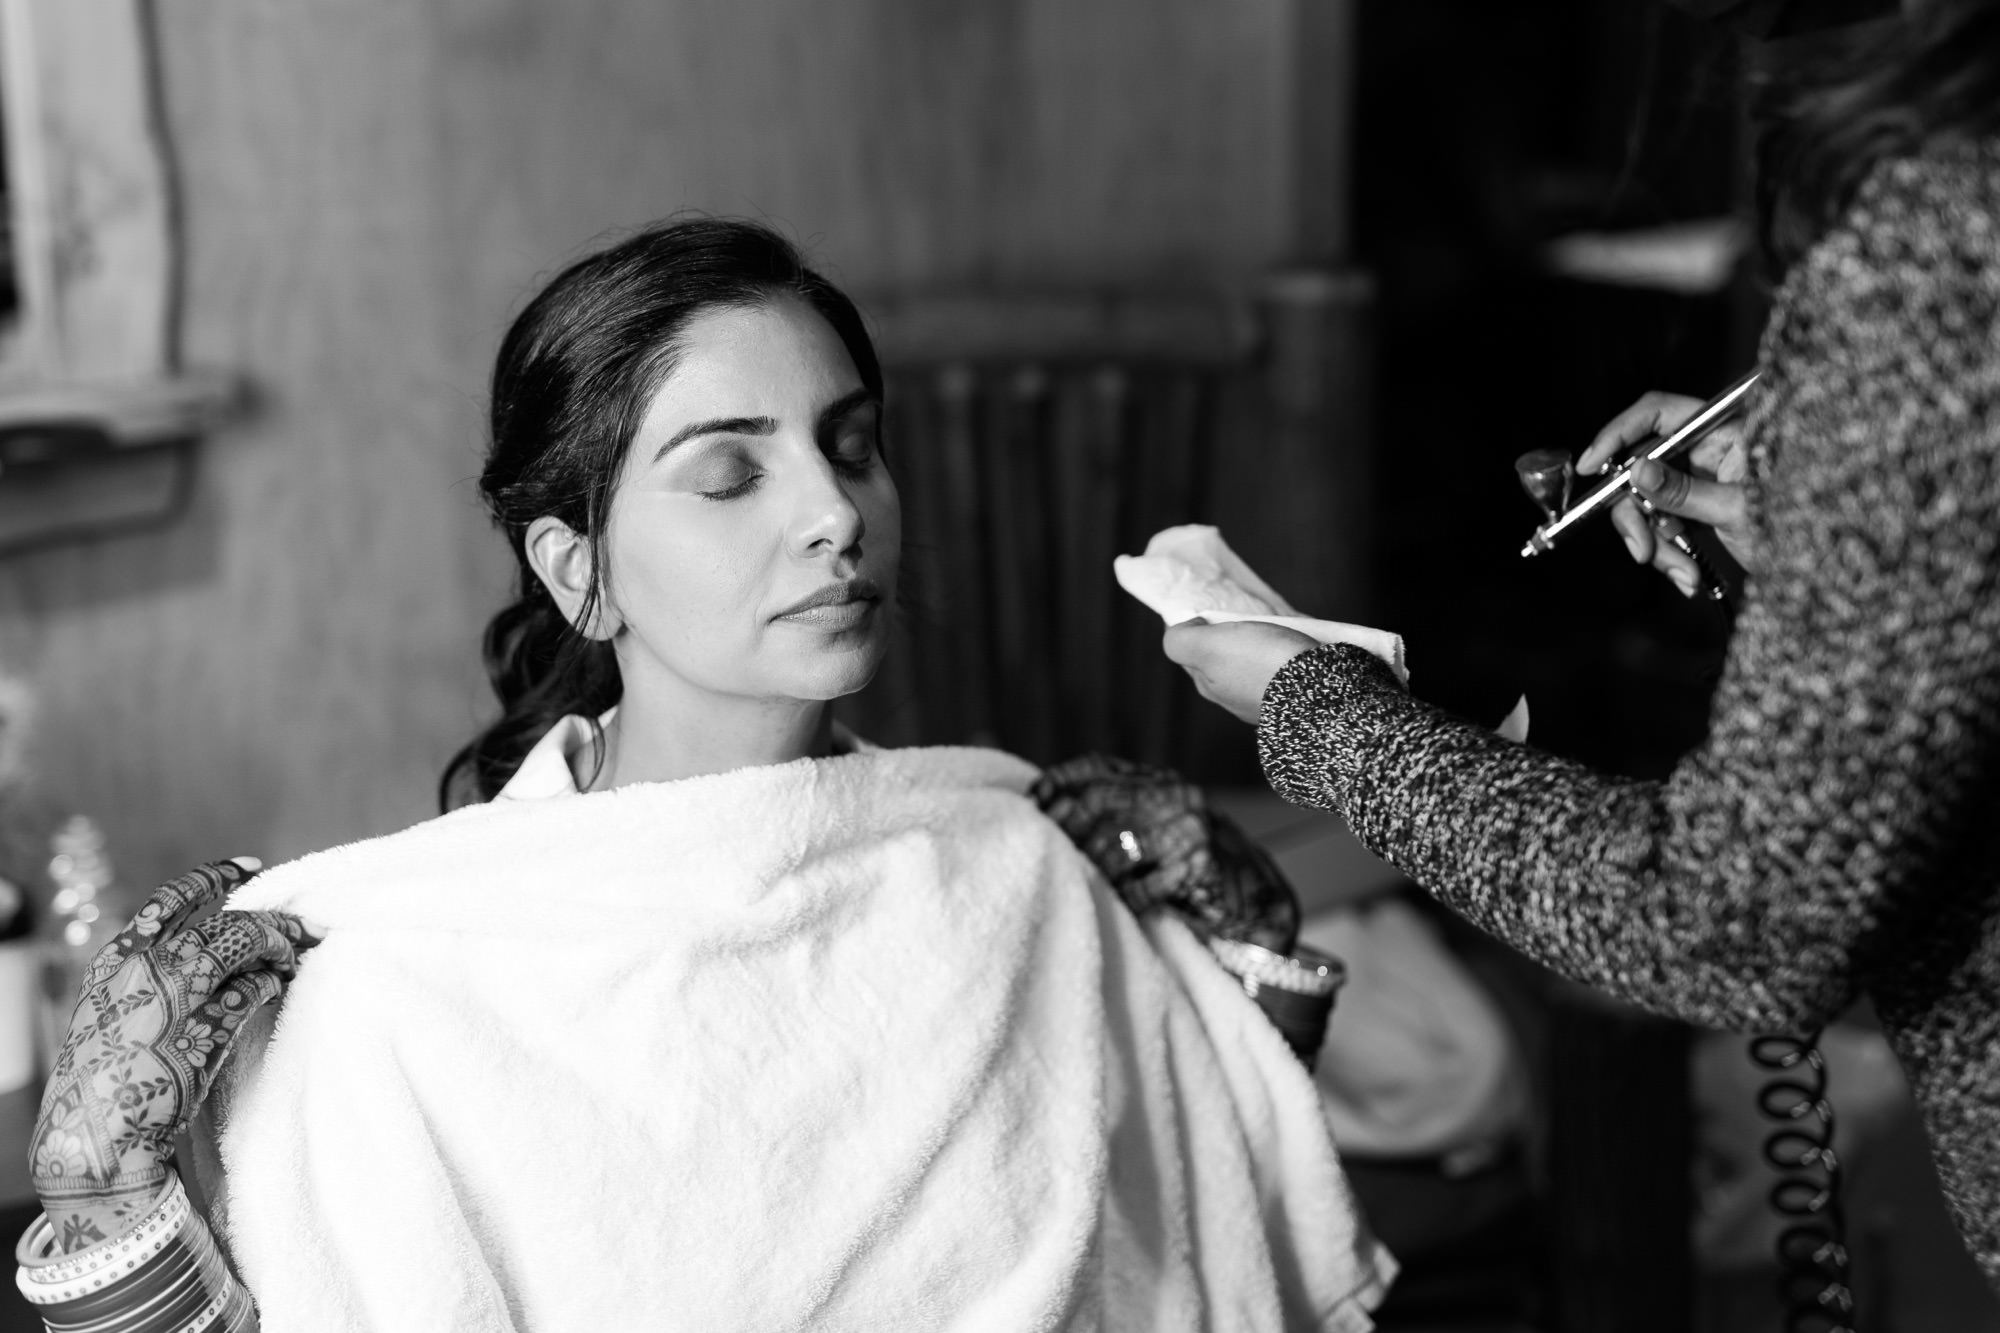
top-left (818, 387), bottom-right (881, 429)
top-left (653, 415), bottom-right (777, 462)
top-left (651, 390), bottom-right (879, 462)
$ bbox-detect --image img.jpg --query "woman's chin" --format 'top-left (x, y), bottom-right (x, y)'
top-left (782, 634), bottom-right (892, 702)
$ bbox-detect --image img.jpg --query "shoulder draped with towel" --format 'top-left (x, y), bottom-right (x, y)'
top-left (1257, 139), bottom-right (2000, 1282)
top-left (189, 719), bottom-right (1391, 1332)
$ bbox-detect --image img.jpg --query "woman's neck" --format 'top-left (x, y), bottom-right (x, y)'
top-left (586, 687), bottom-right (836, 791)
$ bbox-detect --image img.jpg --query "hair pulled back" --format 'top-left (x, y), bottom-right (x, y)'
top-left (1757, 0), bottom-right (2000, 269)
top-left (439, 218), bottom-right (883, 808)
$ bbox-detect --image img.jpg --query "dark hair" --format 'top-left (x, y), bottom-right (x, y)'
top-left (438, 218), bottom-right (884, 808)
top-left (1756, 0), bottom-right (2000, 269)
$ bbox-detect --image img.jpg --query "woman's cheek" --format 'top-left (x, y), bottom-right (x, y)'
top-left (611, 523), bottom-right (713, 644)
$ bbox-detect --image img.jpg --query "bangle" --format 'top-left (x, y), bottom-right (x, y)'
top-left (15, 1175), bottom-right (256, 1332)
top-left (1208, 938), bottom-right (1346, 1070)
top-left (15, 1178), bottom-right (189, 1299)
top-left (1206, 937), bottom-right (1345, 998)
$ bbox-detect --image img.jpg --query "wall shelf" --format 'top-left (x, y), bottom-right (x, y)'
top-left (0, 374), bottom-right (243, 553)
top-left (0, 0), bottom-right (241, 555)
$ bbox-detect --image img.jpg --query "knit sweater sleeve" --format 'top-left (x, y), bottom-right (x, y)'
top-left (1258, 149), bottom-right (2000, 1034)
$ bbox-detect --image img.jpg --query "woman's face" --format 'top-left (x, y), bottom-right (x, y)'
top-left (597, 297), bottom-right (899, 710)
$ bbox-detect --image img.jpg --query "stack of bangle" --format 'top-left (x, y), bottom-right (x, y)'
top-left (1208, 936), bottom-right (1346, 1071)
top-left (15, 1174), bottom-right (256, 1333)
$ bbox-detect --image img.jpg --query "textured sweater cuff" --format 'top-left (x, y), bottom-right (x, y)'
top-left (1257, 643), bottom-right (1403, 811)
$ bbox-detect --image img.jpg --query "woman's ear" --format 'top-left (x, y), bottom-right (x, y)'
top-left (524, 517), bottom-right (622, 641)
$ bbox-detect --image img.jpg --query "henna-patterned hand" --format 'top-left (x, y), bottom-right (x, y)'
top-left (1031, 754), bottom-right (1299, 952)
top-left (29, 859), bottom-right (317, 1253)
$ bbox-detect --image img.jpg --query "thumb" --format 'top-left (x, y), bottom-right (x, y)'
top-left (1160, 618), bottom-right (1213, 666)
top-left (1632, 459), bottom-right (1745, 529)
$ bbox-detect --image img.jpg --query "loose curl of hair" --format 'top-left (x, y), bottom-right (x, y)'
top-left (438, 219), bottom-right (883, 808)
top-left (1756, 0), bottom-right (2000, 271)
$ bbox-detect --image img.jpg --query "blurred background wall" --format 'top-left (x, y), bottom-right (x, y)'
top-left (0, 0), bottom-right (1347, 887)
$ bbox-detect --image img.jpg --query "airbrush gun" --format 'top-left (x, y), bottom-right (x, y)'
top-left (1515, 369), bottom-right (1760, 601)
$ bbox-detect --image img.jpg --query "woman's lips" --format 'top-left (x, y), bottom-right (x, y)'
top-left (773, 579), bottom-right (882, 630)
top-left (775, 597), bottom-right (878, 630)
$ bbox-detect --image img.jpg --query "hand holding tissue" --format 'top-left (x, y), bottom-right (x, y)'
top-left (1116, 526), bottom-right (1408, 686)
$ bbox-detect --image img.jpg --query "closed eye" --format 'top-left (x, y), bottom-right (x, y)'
top-left (830, 425), bottom-right (879, 474)
top-left (697, 470), bottom-right (763, 501)
top-left (821, 393), bottom-right (883, 475)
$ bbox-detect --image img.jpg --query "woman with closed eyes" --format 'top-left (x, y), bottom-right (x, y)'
top-left (15, 219), bottom-right (1392, 1333)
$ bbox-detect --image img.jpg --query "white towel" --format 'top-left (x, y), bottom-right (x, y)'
top-left (1114, 525), bottom-right (1408, 685)
top-left (202, 744), bottom-right (1392, 1333)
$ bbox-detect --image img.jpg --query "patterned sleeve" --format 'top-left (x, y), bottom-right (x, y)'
top-left (1257, 150), bottom-right (2000, 1034)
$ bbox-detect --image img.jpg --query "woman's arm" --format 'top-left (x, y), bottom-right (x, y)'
top-left (1260, 153), bottom-right (2000, 1034)
top-left (16, 861), bottom-right (310, 1331)
top-left (31, 862), bottom-right (306, 1247)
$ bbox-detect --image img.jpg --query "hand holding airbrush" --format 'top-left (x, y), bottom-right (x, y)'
top-left (1516, 370), bottom-right (1760, 600)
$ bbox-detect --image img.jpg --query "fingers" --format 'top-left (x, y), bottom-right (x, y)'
top-left (208, 910), bottom-right (316, 977)
top-left (1612, 494), bottom-right (1707, 592)
top-left (1685, 420), bottom-right (1749, 483)
top-left (1646, 516), bottom-right (1708, 598)
top-left (1609, 496), bottom-right (1657, 564)
top-left (1578, 391), bottom-right (1704, 476)
top-left (1161, 620), bottom-right (1316, 728)
top-left (1631, 459), bottom-right (1748, 531)
top-left (1162, 617), bottom-right (1316, 664)
top-left (1160, 621), bottom-right (1228, 691)
top-left (160, 910), bottom-right (315, 1004)
top-left (133, 861), bottom-right (260, 941)
top-left (1159, 617), bottom-right (1212, 666)
top-left (180, 969), bottom-right (287, 1114)
top-left (1613, 498), bottom-right (1710, 597)
top-left (82, 860), bottom-right (263, 992)
top-left (272, 911), bottom-right (322, 956)
top-left (202, 967), bottom-right (285, 1028)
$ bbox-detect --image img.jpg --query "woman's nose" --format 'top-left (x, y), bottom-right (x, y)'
top-left (787, 457), bottom-right (866, 560)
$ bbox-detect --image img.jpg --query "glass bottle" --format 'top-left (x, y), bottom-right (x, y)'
top-left (40, 816), bottom-right (116, 1054)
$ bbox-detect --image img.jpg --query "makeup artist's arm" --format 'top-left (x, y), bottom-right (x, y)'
top-left (1169, 167), bottom-right (2000, 1035)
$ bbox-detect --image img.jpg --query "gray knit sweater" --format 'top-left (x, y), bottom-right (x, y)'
top-left (1259, 139), bottom-right (2000, 1282)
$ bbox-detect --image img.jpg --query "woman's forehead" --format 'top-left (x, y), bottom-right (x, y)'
top-left (656, 300), bottom-right (860, 412)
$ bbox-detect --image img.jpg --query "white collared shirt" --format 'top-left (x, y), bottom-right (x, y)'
top-left (494, 713), bottom-right (606, 801)
top-left (496, 710), bottom-right (869, 801)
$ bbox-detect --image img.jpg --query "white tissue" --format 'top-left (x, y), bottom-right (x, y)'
top-left (1115, 525), bottom-right (1411, 686)
top-left (1114, 524), bottom-right (1299, 619)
